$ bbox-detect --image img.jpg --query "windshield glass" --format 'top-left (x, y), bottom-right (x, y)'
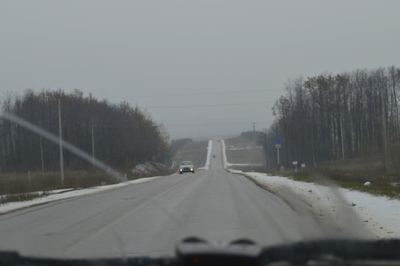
top-left (0, 0), bottom-right (399, 260)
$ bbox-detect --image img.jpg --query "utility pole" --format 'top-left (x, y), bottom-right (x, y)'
top-left (58, 100), bottom-right (64, 187)
top-left (381, 91), bottom-right (388, 172)
top-left (39, 120), bottom-right (45, 175)
top-left (340, 116), bottom-right (345, 160)
top-left (91, 122), bottom-right (96, 167)
top-left (275, 136), bottom-right (281, 170)
top-left (276, 146), bottom-right (280, 166)
top-left (40, 136), bottom-right (45, 175)
top-left (252, 122), bottom-right (256, 140)
top-left (264, 128), bottom-right (268, 168)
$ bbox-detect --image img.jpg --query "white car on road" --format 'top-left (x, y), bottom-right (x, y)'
top-left (179, 161), bottom-right (195, 174)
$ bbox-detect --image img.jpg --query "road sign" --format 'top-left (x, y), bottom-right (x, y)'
top-left (275, 140), bottom-right (281, 167)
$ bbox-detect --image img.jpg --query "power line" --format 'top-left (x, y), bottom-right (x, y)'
top-left (129, 88), bottom-right (282, 99)
top-left (161, 120), bottom-right (269, 128)
top-left (147, 100), bottom-right (270, 109)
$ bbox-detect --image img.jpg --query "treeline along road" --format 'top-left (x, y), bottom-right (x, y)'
top-left (0, 89), bottom-right (169, 172)
top-left (265, 66), bottom-right (400, 170)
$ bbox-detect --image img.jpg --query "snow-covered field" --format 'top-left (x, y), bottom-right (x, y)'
top-left (230, 170), bottom-right (400, 239)
top-left (225, 145), bottom-right (264, 151)
top-left (221, 139), bottom-right (263, 168)
top-left (0, 176), bottom-right (160, 215)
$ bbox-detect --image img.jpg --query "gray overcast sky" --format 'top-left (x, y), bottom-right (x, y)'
top-left (1, 0), bottom-right (400, 139)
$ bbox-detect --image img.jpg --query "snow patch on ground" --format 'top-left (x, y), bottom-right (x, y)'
top-left (230, 170), bottom-right (400, 239)
top-left (131, 162), bottom-right (168, 176)
top-left (198, 140), bottom-right (212, 170)
top-left (0, 176), bottom-right (160, 215)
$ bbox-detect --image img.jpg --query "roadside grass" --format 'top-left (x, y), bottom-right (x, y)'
top-left (265, 169), bottom-right (400, 199)
top-left (0, 171), bottom-right (117, 195)
top-left (0, 166), bottom-right (173, 204)
top-left (224, 136), bottom-right (400, 199)
top-left (127, 168), bottom-right (174, 180)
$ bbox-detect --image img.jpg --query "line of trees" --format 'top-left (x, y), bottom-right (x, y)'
top-left (264, 66), bottom-right (400, 170)
top-left (0, 89), bottom-right (169, 172)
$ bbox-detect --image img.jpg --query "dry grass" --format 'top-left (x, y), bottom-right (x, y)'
top-left (0, 165), bottom-right (173, 197)
top-left (0, 171), bottom-right (118, 195)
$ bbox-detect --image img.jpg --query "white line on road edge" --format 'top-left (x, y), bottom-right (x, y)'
top-left (204, 140), bottom-right (212, 169)
top-left (198, 140), bottom-right (212, 170)
top-left (0, 176), bottom-right (161, 215)
top-left (221, 139), bottom-right (228, 169)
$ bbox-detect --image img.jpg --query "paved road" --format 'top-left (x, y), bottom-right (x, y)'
top-left (0, 140), bottom-right (348, 258)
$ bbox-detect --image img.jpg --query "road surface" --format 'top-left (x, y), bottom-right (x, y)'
top-left (0, 140), bottom-right (348, 258)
